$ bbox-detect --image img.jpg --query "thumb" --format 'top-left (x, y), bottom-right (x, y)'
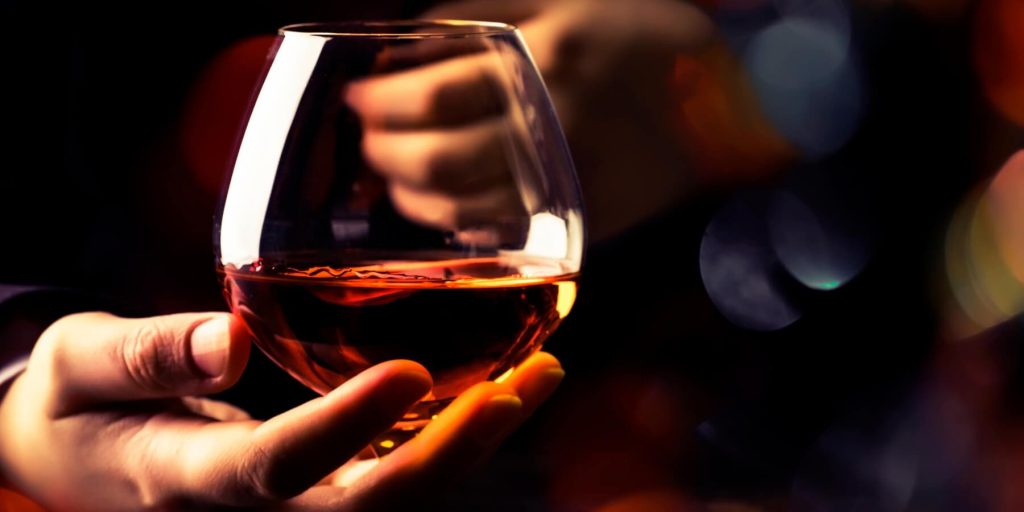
top-left (30, 311), bottom-right (250, 416)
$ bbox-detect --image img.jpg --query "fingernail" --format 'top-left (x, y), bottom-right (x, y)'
top-left (190, 316), bottom-right (230, 377)
top-left (543, 367), bottom-right (566, 384)
top-left (472, 394), bottom-right (523, 446)
top-left (533, 367), bottom-right (566, 402)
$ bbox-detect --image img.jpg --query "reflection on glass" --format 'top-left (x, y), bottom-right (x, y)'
top-left (214, 21), bottom-right (585, 454)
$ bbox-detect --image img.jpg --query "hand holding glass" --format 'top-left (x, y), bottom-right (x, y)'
top-left (215, 21), bottom-right (584, 454)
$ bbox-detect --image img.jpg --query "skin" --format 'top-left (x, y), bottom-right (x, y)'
top-left (346, 0), bottom-right (715, 240)
top-left (0, 312), bottom-right (564, 511)
top-left (0, 2), bottom-right (717, 507)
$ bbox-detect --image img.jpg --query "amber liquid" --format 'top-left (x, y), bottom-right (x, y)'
top-left (222, 257), bottom-right (577, 413)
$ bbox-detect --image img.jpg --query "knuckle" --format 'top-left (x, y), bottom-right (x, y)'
top-left (420, 127), bottom-right (503, 192)
top-left (427, 80), bottom-right (461, 117)
top-left (363, 133), bottom-right (400, 179)
top-left (421, 203), bottom-right (457, 229)
top-left (389, 185), bottom-right (453, 229)
top-left (361, 129), bottom-right (383, 154)
top-left (420, 80), bottom-right (448, 119)
top-left (361, 134), bottom-right (385, 170)
top-left (428, 73), bottom-right (505, 124)
top-left (419, 146), bottom-right (454, 187)
top-left (38, 311), bottom-right (108, 354)
top-left (37, 312), bottom-right (106, 375)
top-left (361, 131), bottom-right (387, 164)
top-left (117, 320), bottom-right (183, 395)
top-left (33, 312), bottom-right (115, 415)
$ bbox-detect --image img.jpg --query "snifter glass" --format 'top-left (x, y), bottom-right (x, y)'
top-left (215, 20), bottom-right (584, 453)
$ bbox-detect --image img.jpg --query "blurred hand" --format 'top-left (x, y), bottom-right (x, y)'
top-left (0, 312), bottom-right (563, 511)
top-left (346, 0), bottom-right (714, 240)
top-left (344, 35), bottom-right (531, 235)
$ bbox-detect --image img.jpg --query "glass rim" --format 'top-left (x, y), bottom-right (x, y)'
top-left (279, 20), bottom-right (517, 39)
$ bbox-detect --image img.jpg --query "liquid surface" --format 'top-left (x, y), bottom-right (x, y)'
top-left (222, 257), bottom-right (577, 400)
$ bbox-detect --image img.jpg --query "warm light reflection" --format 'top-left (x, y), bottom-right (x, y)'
top-left (494, 367), bottom-right (515, 384)
top-left (555, 281), bottom-right (577, 319)
top-left (522, 212), bottom-right (570, 261)
top-left (505, 211), bottom-right (583, 275)
top-left (337, 458), bottom-right (379, 488)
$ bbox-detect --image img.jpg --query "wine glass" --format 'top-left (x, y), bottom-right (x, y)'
top-left (215, 20), bottom-right (584, 455)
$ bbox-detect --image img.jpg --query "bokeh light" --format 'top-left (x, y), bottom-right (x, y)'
top-left (768, 187), bottom-right (871, 291)
top-left (700, 193), bottom-right (802, 331)
top-left (987, 151), bottom-right (1024, 284)
top-left (743, 18), bottom-right (863, 159)
top-left (714, 0), bottom-right (780, 50)
top-left (773, 0), bottom-right (851, 47)
top-left (672, 43), bottom-right (798, 186)
top-left (944, 152), bottom-right (1024, 338)
top-left (790, 421), bottom-right (918, 512)
top-left (181, 36), bottom-right (277, 195)
top-left (703, 0), bottom-right (862, 164)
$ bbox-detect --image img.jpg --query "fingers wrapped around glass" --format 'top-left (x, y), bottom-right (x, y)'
top-left (215, 21), bottom-right (585, 454)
